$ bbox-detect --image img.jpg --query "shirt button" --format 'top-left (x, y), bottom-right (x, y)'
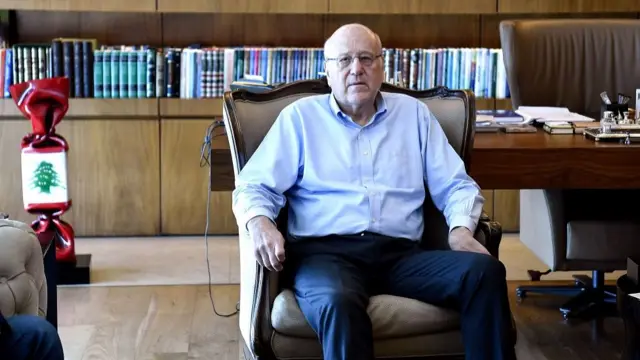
top-left (372, 219), bottom-right (377, 223)
top-left (363, 151), bottom-right (368, 155)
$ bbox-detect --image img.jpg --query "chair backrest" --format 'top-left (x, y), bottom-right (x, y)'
top-left (500, 19), bottom-right (640, 119)
top-left (223, 78), bottom-right (475, 249)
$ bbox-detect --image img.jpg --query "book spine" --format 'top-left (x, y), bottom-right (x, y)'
top-left (127, 50), bottom-right (136, 98)
top-left (200, 50), bottom-right (208, 98)
top-left (102, 50), bottom-right (111, 98)
top-left (51, 40), bottom-right (63, 77)
top-left (166, 49), bottom-right (174, 98)
top-left (73, 41), bottom-right (83, 97)
top-left (119, 49), bottom-right (128, 98)
top-left (13, 46), bottom-right (20, 84)
top-left (82, 41), bottom-right (93, 97)
top-left (38, 47), bottom-right (46, 79)
top-left (0, 50), bottom-right (5, 97)
top-left (146, 48), bottom-right (155, 98)
top-left (173, 49), bottom-right (181, 98)
top-left (30, 47), bottom-right (38, 80)
top-left (94, 50), bottom-right (103, 98)
top-left (3, 49), bottom-right (11, 97)
top-left (155, 49), bottom-right (164, 97)
top-left (110, 50), bottom-right (119, 98)
top-left (24, 46), bottom-right (32, 81)
top-left (137, 49), bottom-right (146, 98)
top-left (62, 42), bottom-right (73, 96)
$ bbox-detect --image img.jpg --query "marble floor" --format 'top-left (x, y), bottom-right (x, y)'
top-left (68, 233), bottom-right (624, 287)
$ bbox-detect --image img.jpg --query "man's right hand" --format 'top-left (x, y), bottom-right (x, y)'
top-left (247, 216), bottom-right (286, 272)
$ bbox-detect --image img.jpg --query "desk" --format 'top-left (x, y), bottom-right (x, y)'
top-left (470, 130), bottom-right (640, 190)
top-left (212, 130), bottom-right (640, 191)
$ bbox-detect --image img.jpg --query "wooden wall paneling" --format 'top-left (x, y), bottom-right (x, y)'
top-left (325, 14), bottom-right (482, 49)
top-left (162, 13), bottom-right (327, 47)
top-left (0, 0), bottom-right (155, 12)
top-left (498, 0), bottom-right (640, 14)
top-left (480, 12), bottom-right (640, 48)
top-left (0, 99), bottom-right (23, 117)
top-left (160, 99), bottom-right (223, 117)
top-left (0, 119), bottom-right (161, 236)
top-left (476, 98), bottom-right (494, 110)
top-left (57, 119), bottom-right (161, 236)
top-left (160, 119), bottom-right (237, 235)
top-left (163, 14), bottom-right (483, 49)
top-left (475, 98), bottom-right (495, 219)
top-left (0, 120), bottom-right (35, 225)
top-left (0, 99), bottom-right (158, 118)
top-left (493, 190), bottom-right (519, 232)
top-left (481, 190), bottom-right (495, 219)
top-left (15, 11), bottom-right (163, 46)
top-left (329, 0), bottom-right (496, 14)
top-left (157, 0), bottom-right (329, 14)
top-left (495, 98), bottom-right (512, 110)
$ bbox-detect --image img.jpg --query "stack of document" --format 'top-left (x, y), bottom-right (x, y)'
top-left (514, 106), bottom-right (595, 124)
top-left (476, 109), bottom-right (524, 126)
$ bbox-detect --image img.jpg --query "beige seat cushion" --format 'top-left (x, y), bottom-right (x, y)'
top-left (272, 289), bottom-right (460, 339)
top-left (0, 219), bottom-right (47, 318)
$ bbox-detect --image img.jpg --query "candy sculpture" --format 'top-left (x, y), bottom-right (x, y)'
top-left (10, 77), bottom-right (76, 264)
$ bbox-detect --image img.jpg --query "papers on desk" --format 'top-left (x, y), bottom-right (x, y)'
top-left (477, 109), bottom-right (524, 125)
top-left (515, 106), bottom-right (595, 124)
top-left (475, 107), bottom-right (596, 134)
top-left (476, 110), bottom-right (524, 132)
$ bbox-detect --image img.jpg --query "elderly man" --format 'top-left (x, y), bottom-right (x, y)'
top-left (232, 24), bottom-right (515, 360)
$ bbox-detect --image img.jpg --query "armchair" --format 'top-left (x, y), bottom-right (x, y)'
top-left (500, 19), bottom-right (640, 319)
top-left (222, 78), bottom-right (510, 359)
top-left (0, 217), bottom-right (48, 319)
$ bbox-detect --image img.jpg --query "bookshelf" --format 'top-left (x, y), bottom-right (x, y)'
top-left (0, 1), bottom-right (638, 237)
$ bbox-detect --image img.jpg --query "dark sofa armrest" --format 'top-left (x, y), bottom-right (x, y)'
top-left (474, 211), bottom-right (503, 259)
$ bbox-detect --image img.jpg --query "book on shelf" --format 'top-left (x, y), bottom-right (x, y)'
top-left (0, 41), bottom-right (511, 101)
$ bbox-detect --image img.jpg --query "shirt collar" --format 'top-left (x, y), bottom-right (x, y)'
top-left (329, 91), bottom-right (388, 122)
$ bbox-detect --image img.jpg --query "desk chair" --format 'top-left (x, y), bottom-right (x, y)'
top-left (500, 19), bottom-right (640, 319)
top-left (222, 78), bottom-right (514, 359)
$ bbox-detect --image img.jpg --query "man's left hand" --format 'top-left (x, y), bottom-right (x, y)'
top-left (448, 227), bottom-right (490, 255)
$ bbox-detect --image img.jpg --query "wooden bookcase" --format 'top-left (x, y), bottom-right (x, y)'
top-left (0, 0), bottom-right (638, 236)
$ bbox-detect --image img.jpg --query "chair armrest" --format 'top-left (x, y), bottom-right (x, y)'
top-left (238, 231), bottom-right (279, 360)
top-left (474, 211), bottom-right (503, 259)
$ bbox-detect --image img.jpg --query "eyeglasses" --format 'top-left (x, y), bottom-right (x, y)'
top-left (325, 53), bottom-right (382, 69)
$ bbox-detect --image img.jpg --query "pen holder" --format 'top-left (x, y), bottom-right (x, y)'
top-left (601, 102), bottom-right (628, 120)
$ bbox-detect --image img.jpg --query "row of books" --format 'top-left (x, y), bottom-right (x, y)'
top-left (0, 39), bottom-right (510, 99)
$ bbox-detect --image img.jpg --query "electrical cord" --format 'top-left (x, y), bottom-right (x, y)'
top-left (200, 119), bottom-right (240, 318)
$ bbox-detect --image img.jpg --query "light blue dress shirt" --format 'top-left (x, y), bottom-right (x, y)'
top-left (232, 91), bottom-right (484, 241)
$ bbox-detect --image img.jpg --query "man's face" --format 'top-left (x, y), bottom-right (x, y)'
top-left (325, 35), bottom-right (384, 108)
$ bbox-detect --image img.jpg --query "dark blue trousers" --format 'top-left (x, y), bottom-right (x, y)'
top-left (0, 315), bottom-right (64, 360)
top-left (284, 232), bottom-right (516, 360)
